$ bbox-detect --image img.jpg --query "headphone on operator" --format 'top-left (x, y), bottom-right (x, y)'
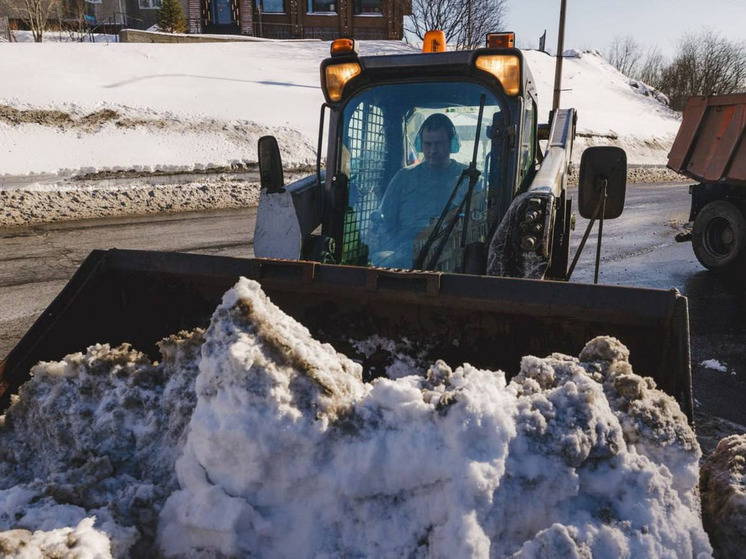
top-left (413, 113), bottom-right (461, 154)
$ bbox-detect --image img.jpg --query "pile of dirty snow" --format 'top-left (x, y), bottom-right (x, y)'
top-left (700, 434), bottom-right (746, 557)
top-left (0, 279), bottom-right (712, 558)
top-left (0, 175), bottom-right (264, 228)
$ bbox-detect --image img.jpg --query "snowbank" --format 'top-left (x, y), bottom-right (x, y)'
top-left (700, 434), bottom-right (746, 557)
top-left (523, 49), bottom-right (680, 165)
top-left (0, 40), bottom-right (680, 181)
top-left (0, 174), bottom-right (264, 228)
top-left (0, 279), bottom-right (712, 557)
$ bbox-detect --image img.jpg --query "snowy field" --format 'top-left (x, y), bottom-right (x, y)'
top-left (0, 36), bottom-right (680, 181)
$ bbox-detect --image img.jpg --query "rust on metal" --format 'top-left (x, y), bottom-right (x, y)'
top-left (668, 93), bottom-right (746, 185)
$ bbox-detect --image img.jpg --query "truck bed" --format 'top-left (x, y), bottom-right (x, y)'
top-left (667, 93), bottom-right (746, 185)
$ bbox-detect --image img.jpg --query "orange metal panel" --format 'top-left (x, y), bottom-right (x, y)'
top-left (688, 103), bottom-right (732, 180)
top-left (668, 94), bottom-right (746, 184)
top-left (667, 96), bottom-right (707, 173)
top-left (727, 134), bottom-right (746, 183)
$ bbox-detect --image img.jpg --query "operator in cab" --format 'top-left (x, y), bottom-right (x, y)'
top-left (370, 113), bottom-right (468, 268)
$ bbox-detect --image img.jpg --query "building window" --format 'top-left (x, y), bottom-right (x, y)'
top-left (260, 0), bottom-right (284, 12)
top-left (308, 0), bottom-right (336, 13)
top-left (354, 0), bottom-right (381, 14)
top-left (85, 0), bottom-right (103, 5)
top-left (139, 0), bottom-right (162, 8)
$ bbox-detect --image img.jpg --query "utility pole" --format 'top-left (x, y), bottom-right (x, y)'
top-left (466, 0), bottom-right (472, 49)
top-left (552, 0), bottom-right (567, 111)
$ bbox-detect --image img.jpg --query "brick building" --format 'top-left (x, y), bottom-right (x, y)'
top-left (187, 0), bottom-right (411, 40)
top-left (1, 0), bottom-right (409, 39)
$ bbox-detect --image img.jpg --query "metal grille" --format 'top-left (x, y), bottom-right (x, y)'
top-left (350, 27), bottom-right (387, 40)
top-left (252, 22), bottom-right (293, 38)
top-left (341, 102), bottom-right (387, 264)
top-left (252, 24), bottom-right (385, 40)
top-left (303, 26), bottom-right (338, 40)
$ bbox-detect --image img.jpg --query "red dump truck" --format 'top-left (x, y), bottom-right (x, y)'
top-left (668, 93), bottom-right (746, 272)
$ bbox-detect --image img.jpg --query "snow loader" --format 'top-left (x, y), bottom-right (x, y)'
top-left (668, 93), bottom-right (746, 273)
top-left (0, 34), bottom-right (693, 420)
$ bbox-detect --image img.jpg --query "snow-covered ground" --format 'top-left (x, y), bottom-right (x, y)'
top-left (0, 38), bottom-right (679, 181)
top-left (524, 48), bottom-right (679, 164)
top-left (0, 279), bottom-right (715, 558)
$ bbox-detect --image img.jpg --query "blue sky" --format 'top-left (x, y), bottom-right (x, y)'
top-left (505, 0), bottom-right (746, 57)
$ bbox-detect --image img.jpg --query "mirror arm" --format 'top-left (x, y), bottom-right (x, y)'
top-left (566, 180), bottom-right (607, 281)
top-left (593, 180), bottom-right (608, 284)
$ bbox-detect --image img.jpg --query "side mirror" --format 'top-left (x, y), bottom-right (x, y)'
top-left (578, 146), bottom-right (627, 219)
top-left (258, 135), bottom-right (284, 194)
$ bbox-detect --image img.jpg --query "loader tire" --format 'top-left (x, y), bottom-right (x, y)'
top-left (692, 200), bottom-right (746, 273)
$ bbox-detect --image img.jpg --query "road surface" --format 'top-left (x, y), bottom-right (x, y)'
top-left (1, 182), bottom-right (745, 425)
top-left (0, 207), bottom-right (256, 363)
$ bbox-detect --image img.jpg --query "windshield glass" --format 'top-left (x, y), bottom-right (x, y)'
top-left (337, 81), bottom-right (506, 272)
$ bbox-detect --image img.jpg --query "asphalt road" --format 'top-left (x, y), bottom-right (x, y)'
top-left (0, 207), bottom-right (256, 363)
top-left (1, 182), bottom-right (744, 424)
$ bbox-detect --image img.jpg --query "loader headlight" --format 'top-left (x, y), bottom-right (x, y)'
top-left (324, 62), bottom-right (362, 103)
top-left (474, 54), bottom-right (520, 96)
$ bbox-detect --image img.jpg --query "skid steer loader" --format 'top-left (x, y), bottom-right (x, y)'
top-left (0, 34), bottom-right (692, 420)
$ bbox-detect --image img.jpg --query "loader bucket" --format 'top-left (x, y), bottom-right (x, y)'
top-left (0, 249), bottom-right (692, 420)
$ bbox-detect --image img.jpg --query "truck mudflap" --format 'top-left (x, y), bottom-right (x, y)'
top-left (0, 249), bottom-right (693, 420)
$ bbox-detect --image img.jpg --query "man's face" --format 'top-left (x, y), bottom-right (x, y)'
top-left (421, 128), bottom-right (451, 170)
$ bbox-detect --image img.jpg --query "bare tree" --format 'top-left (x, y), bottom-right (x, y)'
top-left (0, 15), bottom-right (13, 42)
top-left (636, 45), bottom-right (666, 87)
top-left (406, 0), bottom-right (508, 51)
top-left (2, 0), bottom-right (60, 42)
top-left (659, 31), bottom-right (746, 110)
top-left (60, 0), bottom-right (89, 42)
top-left (605, 35), bottom-right (643, 77)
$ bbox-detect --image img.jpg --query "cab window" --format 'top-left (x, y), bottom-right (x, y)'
top-left (338, 82), bottom-right (507, 272)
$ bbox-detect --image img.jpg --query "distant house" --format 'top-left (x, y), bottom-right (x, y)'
top-left (0, 0), bottom-right (183, 31)
top-left (82, 0), bottom-right (188, 30)
top-left (73, 0), bottom-right (121, 27)
top-left (186, 0), bottom-right (411, 40)
top-left (1, 0), bottom-right (409, 39)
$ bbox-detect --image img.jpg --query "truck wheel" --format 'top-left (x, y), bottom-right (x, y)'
top-left (692, 200), bottom-right (746, 272)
